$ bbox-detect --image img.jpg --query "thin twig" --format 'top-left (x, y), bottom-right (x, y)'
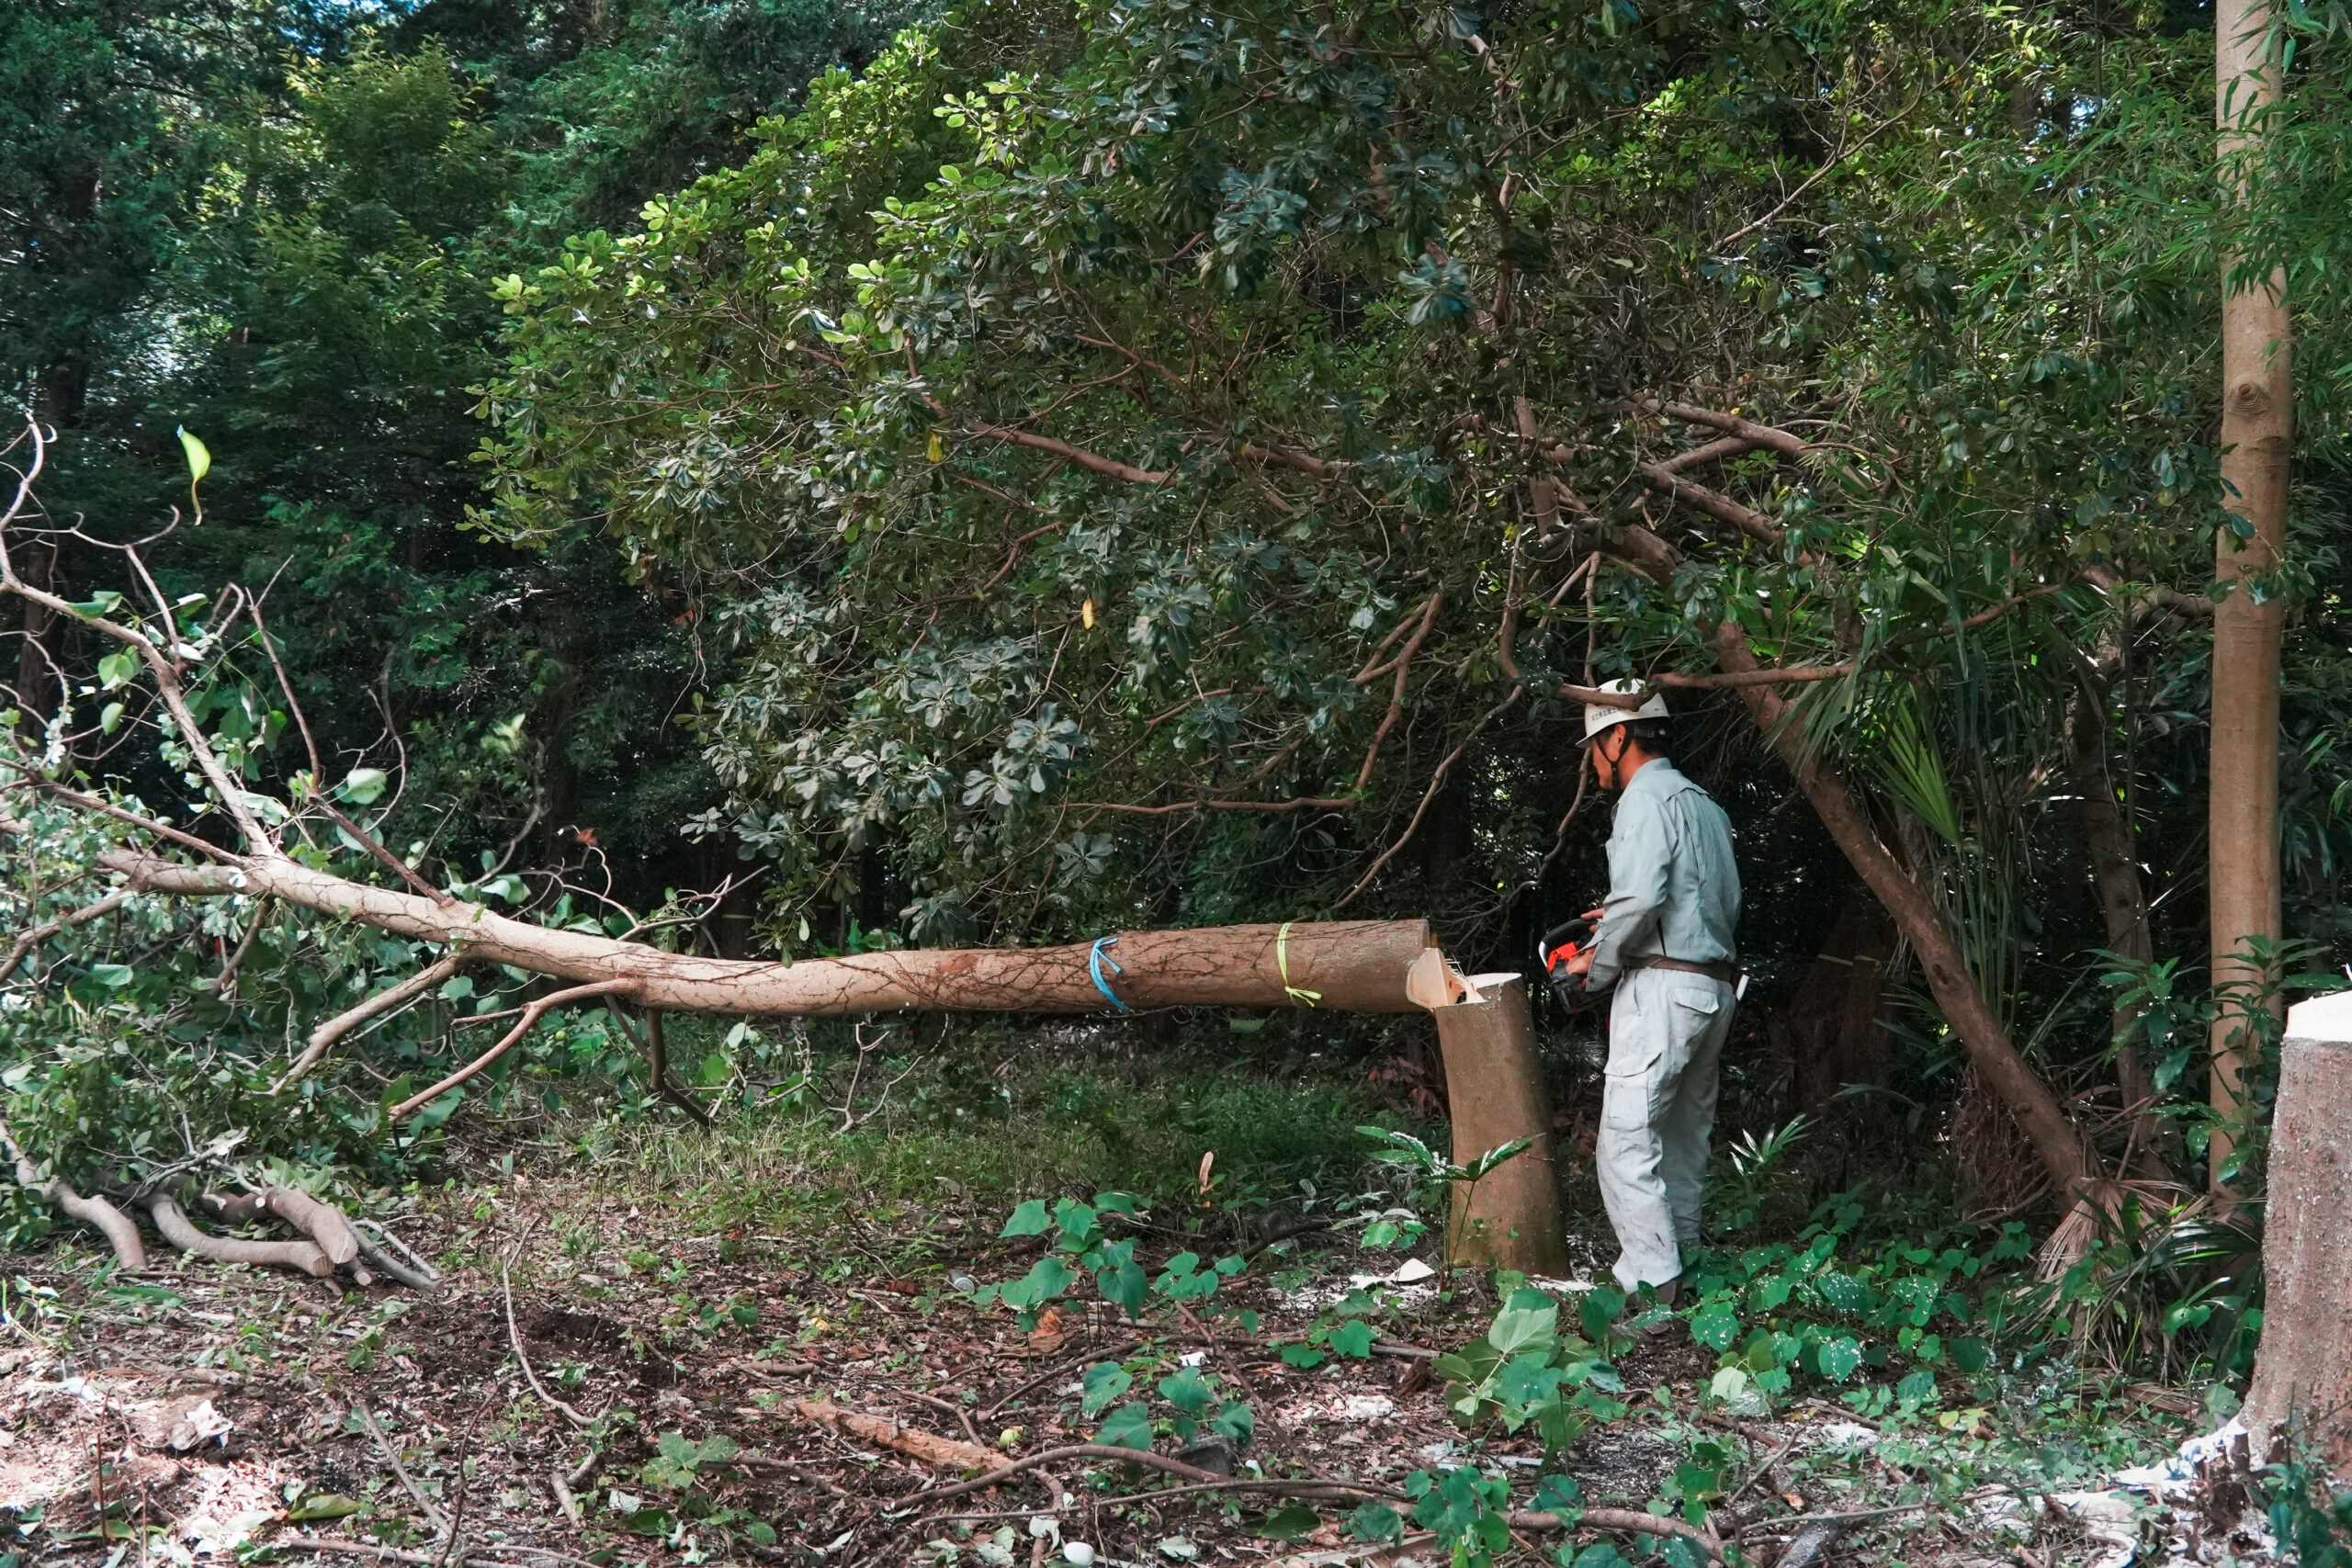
top-left (354, 1403), bottom-right (450, 1536)
top-left (503, 1231), bottom-right (595, 1430)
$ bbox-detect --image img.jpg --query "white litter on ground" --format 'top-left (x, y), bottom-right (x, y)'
top-left (1815, 1421), bottom-right (1880, 1450)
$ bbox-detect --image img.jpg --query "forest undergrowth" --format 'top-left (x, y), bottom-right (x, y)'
top-left (0, 1032), bottom-right (2289, 1568)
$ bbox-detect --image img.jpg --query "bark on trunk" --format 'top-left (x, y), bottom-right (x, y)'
top-left (2243, 992), bottom-right (2352, 1471)
top-left (2071, 692), bottom-right (2174, 1176)
top-left (1784, 879), bottom-right (1896, 1115)
top-left (2208, 0), bottom-right (2292, 1195)
top-left (12, 541), bottom-right (62, 724)
top-left (1430, 975), bottom-right (1568, 1274)
top-left (87, 840), bottom-right (1434, 1016)
top-left (1716, 624), bottom-right (2093, 1199)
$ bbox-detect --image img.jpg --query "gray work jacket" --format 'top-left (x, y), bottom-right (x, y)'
top-left (1585, 757), bottom-right (1741, 991)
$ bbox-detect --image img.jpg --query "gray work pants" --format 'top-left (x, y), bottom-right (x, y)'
top-left (1596, 965), bottom-right (1737, 1292)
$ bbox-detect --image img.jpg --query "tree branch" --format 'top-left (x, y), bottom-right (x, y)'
top-left (1354, 591), bottom-right (1444, 791)
top-left (1634, 464), bottom-right (1786, 547)
top-left (278, 953), bottom-right (467, 1089)
top-left (956, 422), bottom-right (1171, 486)
top-left (0, 890), bottom-right (130, 982)
top-left (388, 979), bottom-right (640, 1120)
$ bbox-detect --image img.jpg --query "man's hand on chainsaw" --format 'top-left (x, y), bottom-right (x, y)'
top-left (1555, 908), bottom-right (1605, 974)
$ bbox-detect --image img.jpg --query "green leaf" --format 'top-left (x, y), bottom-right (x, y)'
top-left (1080, 1362), bottom-right (1132, 1416)
top-left (96, 649), bottom-right (139, 691)
top-left (176, 426), bottom-right (211, 486)
top-left (1001, 1199), bottom-right (1051, 1237)
top-left (1210, 1399), bottom-right (1253, 1444)
top-left (1096, 1258), bottom-right (1147, 1316)
top-left (1094, 1404), bottom-right (1154, 1450)
top-left (90, 964), bottom-right (136, 988)
top-left (1001, 1255), bottom-right (1071, 1310)
top-left (1157, 1366), bottom-right (1214, 1416)
top-left (1532, 1474), bottom-right (1582, 1517)
top-left (1327, 1319), bottom-right (1374, 1359)
top-left (338, 767), bottom-right (390, 806)
top-left (1053, 1198), bottom-right (1100, 1248)
top-left (1277, 1343), bottom-right (1325, 1370)
top-left (1689, 1300), bottom-right (1740, 1350)
top-left (1815, 1335), bottom-right (1863, 1382)
top-left (1255, 1504), bottom-right (1319, 1541)
top-left (284, 1494), bottom-right (364, 1521)
top-left (1487, 1290), bottom-right (1558, 1355)
top-left (1348, 1502), bottom-right (1404, 1543)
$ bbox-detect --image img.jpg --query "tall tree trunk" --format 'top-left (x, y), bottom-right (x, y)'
top-left (2208, 0), bottom-right (2292, 1196)
top-left (2071, 691), bottom-right (2174, 1179)
top-left (1717, 624), bottom-right (2093, 1201)
top-left (1786, 876), bottom-right (1896, 1115)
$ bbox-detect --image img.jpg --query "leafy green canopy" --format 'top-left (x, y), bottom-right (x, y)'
top-left (474, 0), bottom-right (2352, 965)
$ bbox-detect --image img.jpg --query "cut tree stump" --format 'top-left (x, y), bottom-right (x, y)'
top-left (1427, 972), bottom-right (1567, 1275)
top-left (2243, 990), bottom-right (2352, 1470)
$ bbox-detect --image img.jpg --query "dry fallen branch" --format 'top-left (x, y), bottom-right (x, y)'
top-left (788, 1397), bottom-right (999, 1472)
top-left (1512, 1506), bottom-right (1724, 1562)
top-left (503, 1239), bottom-right (596, 1429)
top-left (354, 1218), bottom-right (443, 1292)
top-left (140, 1192), bottom-right (332, 1276)
top-left (355, 1401), bottom-right (452, 1536)
top-left (0, 1116), bottom-right (146, 1270)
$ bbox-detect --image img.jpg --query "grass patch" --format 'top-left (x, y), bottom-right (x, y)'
top-left (573, 1042), bottom-right (1440, 1242)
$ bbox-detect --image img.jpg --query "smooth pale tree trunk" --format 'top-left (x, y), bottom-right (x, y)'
top-left (2208, 0), bottom-right (2292, 1195)
top-left (1428, 974), bottom-right (1569, 1274)
top-left (2243, 992), bottom-right (2352, 1470)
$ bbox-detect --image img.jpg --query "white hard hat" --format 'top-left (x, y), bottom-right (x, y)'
top-left (1583, 679), bottom-right (1669, 741)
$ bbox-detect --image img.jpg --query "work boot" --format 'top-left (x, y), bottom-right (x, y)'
top-left (1627, 1278), bottom-right (1681, 1337)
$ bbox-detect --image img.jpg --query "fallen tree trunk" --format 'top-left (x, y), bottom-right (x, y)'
top-left (83, 840), bottom-right (1433, 1017)
top-left (206, 1187), bottom-right (363, 1266)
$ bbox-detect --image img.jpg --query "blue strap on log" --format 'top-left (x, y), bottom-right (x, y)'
top-left (1089, 935), bottom-right (1132, 1012)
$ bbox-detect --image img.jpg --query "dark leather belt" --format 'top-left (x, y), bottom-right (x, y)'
top-left (1632, 955), bottom-right (1739, 984)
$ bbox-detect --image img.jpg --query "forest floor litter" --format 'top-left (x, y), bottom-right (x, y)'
top-left (0, 1161), bottom-right (2241, 1567)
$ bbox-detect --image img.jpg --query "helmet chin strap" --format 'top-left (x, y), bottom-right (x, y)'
top-left (1596, 724), bottom-right (1632, 776)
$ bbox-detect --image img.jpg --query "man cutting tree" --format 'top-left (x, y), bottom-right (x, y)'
top-left (1555, 682), bottom-right (1742, 1306)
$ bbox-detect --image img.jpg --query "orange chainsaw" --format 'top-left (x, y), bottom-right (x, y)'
top-left (1537, 916), bottom-right (1609, 1014)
